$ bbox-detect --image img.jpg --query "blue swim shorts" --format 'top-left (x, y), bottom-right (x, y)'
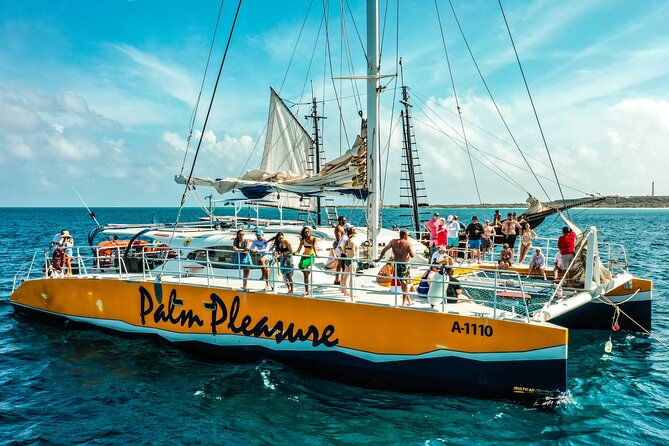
top-left (447, 237), bottom-right (459, 247)
top-left (468, 239), bottom-right (481, 249)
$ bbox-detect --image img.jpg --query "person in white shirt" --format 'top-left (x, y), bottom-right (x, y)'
top-left (446, 216), bottom-right (461, 257)
top-left (430, 245), bottom-right (453, 266)
top-left (250, 229), bottom-right (273, 291)
top-left (527, 248), bottom-right (547, 280)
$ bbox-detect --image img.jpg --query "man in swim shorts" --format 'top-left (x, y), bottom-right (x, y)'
top-left (376, 229), bottom-right (416, 306)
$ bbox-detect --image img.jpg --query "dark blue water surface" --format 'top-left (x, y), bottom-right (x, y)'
top-left (1, 207), bottom-right (667, 445)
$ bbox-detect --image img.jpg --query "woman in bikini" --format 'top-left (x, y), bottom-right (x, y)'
top-left (295, 226), bottom-right (318, 295)
top-left (273, 232), bottom-right (294, 293)
top-left (498, 243), bottom-right (513, 270)
top-left (232, 229), bottom-right (251, 290)
top-left (518, 222), bottom-right (538, 265)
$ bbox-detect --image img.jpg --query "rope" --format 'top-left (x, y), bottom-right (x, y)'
top-left (497, 0), bottom-right (568, 215)
top-left (434, 0), bottom-right (482, 206)
top-left (179, 0), bottom-right (226, 176)
top-left (173, 0), bottom-right (243, 233)
top-left (279, 0), bottom-right (315, 94)
top-left (599, 291), bottom-right (669, 350)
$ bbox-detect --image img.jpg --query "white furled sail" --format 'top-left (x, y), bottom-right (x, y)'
top-left (176, 89), bottom-right (368, 202)
top-left (262, 87), bottom-right (312, 176)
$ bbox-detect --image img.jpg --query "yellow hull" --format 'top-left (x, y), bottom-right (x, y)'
top-left (11, 277), bottom-right (568, 397)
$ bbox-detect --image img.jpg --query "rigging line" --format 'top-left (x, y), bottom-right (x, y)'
top-left (446, 0), bottom-right (553, 204)
top-left (497, 0), bottom-right (569, 215)
top-left (381, 0), bottom-right (401, 207)
top-left (409, 93), bottom-right (591, 195)
top-left (238, 6), bottom-right (324, 180)
top-left (340, 0), bottom-right (362, 114)
top-left (344, 0), bottom-right (368, 69)
top-left (323, 0), bottom-right (352, 151)
top-left (177, 0), bottom-right (243, 216)
top-left (180, 0), bottom-right (226, 177)
top-left (434, 0), bottom-right (482, 206)
top-left (279, 0), bottom-right (315, 94)
top-left (298, 6), bottom-right (326, 119)
top-left (409, 87), bottom-right (601, 196)
top-left (379, 0), bottom-right (391, 62)
top-left (411, 103), bottom-right (590, 197)
top-left (411, 114), bottom-right (530, 195)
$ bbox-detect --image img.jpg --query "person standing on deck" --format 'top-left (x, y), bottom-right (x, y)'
top-left (340, 226), bottom-right (359, 298)
top-left (376, 229), bottom-right (416, 307)
top-left (423, 213), bottom-right (441, 256)
top-left (333, 216), bottom-right (346, 285)
top-left (501, 214), bottom-right (522, 251)
top-left (446, 215), bottom-right (461, 258)
top-left (481, 220), bottom-right (496, 261)
top-left (295, 227), bottom-right (318, 296)
top-left (557, 226), bottom-right (576, 271)
top-left (493, 210), bottom-right (502, 227)
top-left (232, 229), bottom-right (252, 290)
top-left (250, 229), bottom-right (273, 291)
top-left (436, 216), bottom-right (447, 248)
top-left (465, 216), bottom-right (484, 263)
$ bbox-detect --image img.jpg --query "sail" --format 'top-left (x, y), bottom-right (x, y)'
top-left (176, 89), bottom-right (368, 201)
top-left (261, 87), bottom-right (312, 176)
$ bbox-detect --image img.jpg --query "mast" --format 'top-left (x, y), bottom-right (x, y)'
top-left (306, 92), bottom-right (325, 225)
top-left (366, 0), bottom-right (380, 260)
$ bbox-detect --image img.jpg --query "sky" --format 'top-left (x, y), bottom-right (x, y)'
top-left (1, 0), bottom-right (668, 207)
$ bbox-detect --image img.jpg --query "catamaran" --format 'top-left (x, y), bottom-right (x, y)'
top-left (10, 0), bottom-right (651, 400)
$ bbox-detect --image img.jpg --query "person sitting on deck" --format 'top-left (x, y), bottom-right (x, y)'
top-left (430, 245), bottom-right (453, 266)
top-left (250, 229), bottom-right (273, 291)
top-left (376, 229), bottom-right (416, 307)
top-left (417, 263), bottom-right (441, 298)
top-left (444, 267), bottom-right (463, 304)
top-left (498, 243), bottom-right (513, 270)
top-left (52, 245), bottom-right (67, 278)
top-left (527, 248), bottom-right (547, 280)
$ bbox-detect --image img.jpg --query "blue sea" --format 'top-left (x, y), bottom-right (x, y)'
top-left (1, 207), bottom-right (667, 445)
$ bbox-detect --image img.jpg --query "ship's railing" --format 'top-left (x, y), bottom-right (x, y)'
top-left (20, 243), bottom-right (566, 323)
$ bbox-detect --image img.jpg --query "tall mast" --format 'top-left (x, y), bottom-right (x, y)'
top-left (366, 0), bottom-right (380, 260)
top-left (306, 88), bottom-right (325, 225)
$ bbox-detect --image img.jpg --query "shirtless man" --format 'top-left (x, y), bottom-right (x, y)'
top-left (501, 213), bottom-right (522, 250)
top-left (376, 229), bottom-right (416, 306)
top-left (333, 216), bottom-right (346, 284)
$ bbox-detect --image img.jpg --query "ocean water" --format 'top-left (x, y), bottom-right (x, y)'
top-left (1, 207), bottom-right (667, 445)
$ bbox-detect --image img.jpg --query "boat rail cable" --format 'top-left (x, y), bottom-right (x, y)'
top-left (446, 0), bottom-right (553, 205)
top-left (173, 0), bottom-right (243, 237)
top-left (179, 0), bottom-right (226, 177)
top-left (409, 88), bottom-right (595, 197)
top-left (434, 0), bottom-right (482, 207)
top-left (497, 0), bottom-right (568, 216)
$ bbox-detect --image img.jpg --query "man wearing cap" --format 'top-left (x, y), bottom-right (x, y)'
top-left (430, 245), bottom-right (453, 266)
top-left (423, 213), bottom-right (442, 256)
top-left (465, 216), bottom-right (484, 262)
top-left (250, 229), bottom-right (273, 291)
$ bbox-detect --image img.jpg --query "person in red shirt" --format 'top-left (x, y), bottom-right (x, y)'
top-left (557, 226), bottom-right (576, 270)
